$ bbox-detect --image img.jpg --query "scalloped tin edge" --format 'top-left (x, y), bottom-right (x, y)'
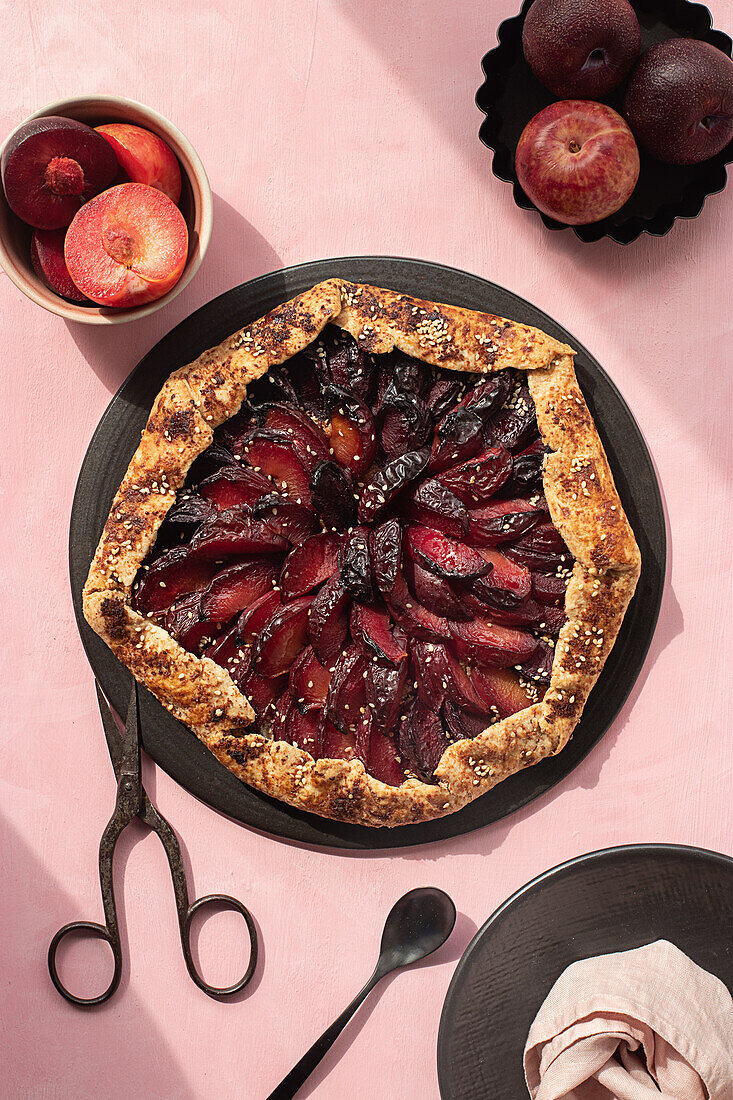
top-left (475, 0), bottom-right (733, 244)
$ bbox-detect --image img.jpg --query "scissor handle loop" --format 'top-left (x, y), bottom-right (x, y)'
top-left (47, 920), bottom-right (122, 1007)
top-left (180, 893), bottom-right (258, 999)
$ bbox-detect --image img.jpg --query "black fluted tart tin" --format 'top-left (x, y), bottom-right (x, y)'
top-left (476, 0), bottom-right (733, 243)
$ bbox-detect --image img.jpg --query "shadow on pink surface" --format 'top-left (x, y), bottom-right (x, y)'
top-left (62, 193), bottom-right (283, 394)
top-left (266, 908), bottom-right (478, 1099)
top-left (0, 813), bottom-right (199, 1099)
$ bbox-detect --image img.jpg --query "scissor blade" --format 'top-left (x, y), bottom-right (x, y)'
top-left (95, 681), bottom-right (125, 781)
top-left (120, 679), bottom-right (142, 780)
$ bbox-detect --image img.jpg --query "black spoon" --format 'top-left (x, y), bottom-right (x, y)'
top-left (266, 887), bottom-right (456, 1100)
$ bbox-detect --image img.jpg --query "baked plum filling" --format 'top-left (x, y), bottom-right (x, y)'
top-left (132, 327), bottom-right (575, 786)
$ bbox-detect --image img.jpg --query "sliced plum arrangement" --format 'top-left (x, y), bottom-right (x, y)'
top-left (132, 327), bottom-right (575, 788)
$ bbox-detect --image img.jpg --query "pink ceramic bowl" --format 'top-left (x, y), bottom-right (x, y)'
top-left (0, 94), bottom-right (212, 324)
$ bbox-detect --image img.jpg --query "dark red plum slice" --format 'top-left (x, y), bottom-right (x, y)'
top-left (280, 532), bottom-right (340, 600)
top-left (310, 461), bottom-right (357, 530)
top-left (428, 407), bottom-right (483, 474)
top-left (245, 366), bottom-right (299, 409)
top-left (308, 575), bottom-right (350, 664)
top-left (405, 525), bottom-right (491, 581)
top-left (326, 647), bottom-right (368, 734)
top-left (461, 589), bottom-right (545, 627)
top-left (289, 645), bottom-right (332, 711)
top-left (519, 639), bottom-right (555, 685)
top-left (252, 596), bottom-right (313, 677)
top-left (504, 524), bottom-right (571, 572)
top-left (258, 403), bottom-right (330, 462)
top-left (324, 385), bottom-right (377, 473)
top-left (285, 352), bottom-right (328, 417)
top-left (269, 690), bottom-right (293, 740)
top-left (537, 607), bottom-right (566, 637)
top-left (319, 719), bottom-right (357, 761)
top-left (326, 337), bottom-right (373, 400)
top-left (532, 571), bottom-right (569, 606)
top-left (364, 660), bottom-right (408, 734)
top-left (472, 548), bottom-right (531, 602)
top-left (350, 602), bottom-right (407, 664)
top-left (410, 640), bottom-right (484, 712)
top-left (403, 557), bottom-right (471, 621)
top-left (286, 704), bottom-right (325, 756)
top-left (437, 447), bottom-right (512, 507)
top-left (442, 700), bottom-right (493, 742)
top-left (497, 440), bottom-right (547, 498)
top-left (457, 371), bottom-right (512, 421)
top-left (31, 228), bottom-right (88, 301)
top-left (450, 618), bottom-right (538, 668)
top-left (468, 667), bottom-right (536, 718)
top-left (240, 432), bottom-right (312, 502)
top-left (391, 571), bottom-right (453, 642)
top-left (405, 479), bottom-right (468, 539)
top-left (237, 669), bottom-right (287, 718)
top-left (199, 558), bottom-right (277, 623)
top-left (159, 590), bottom-right (209, 651)
top-left (236, 589), bottom-right (283, 644)
top-left (484, 382), bottom-right (537, 452)
top-left (371, 519), bottom-right (403, 601)
top-left (387, 350), bottom-right (433, 399)
top-left (366, 725), bottom-right (406, 787)
top-left (338, 527), bottom-right (374, 603)
top-left (397, 698), bottom-right (448, 781)
top-left (252, 493), bottom-right (318, 545)
top-left (466, 497), bottom-right (545, 547)
top-left (189, 507), bottom-right (287, 558)
top-left (426, 375), bottom-right (463, 420)
top-left (164, 493), bottom-right (215, 530)
top-left (199, 465), bottom-right (274, 512)
top-left (357, 449), bottom-right (430, 524)
top-left (133, 546), bottom-right (217, 614)
top-left (378, 392), bottom-right (432, 460)
top-left (186, 440), bottom-right (236, 484)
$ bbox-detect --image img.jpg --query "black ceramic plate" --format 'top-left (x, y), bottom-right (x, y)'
top-left (438, 843), bottom-right (733, 1099)
top-left (69, 256), bottom-right (665, 850)
top-left (476, 0), bottom-right (733, 243)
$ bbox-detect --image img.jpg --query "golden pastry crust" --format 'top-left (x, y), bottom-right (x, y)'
top-left (83, 280), bottom-right (640, 827)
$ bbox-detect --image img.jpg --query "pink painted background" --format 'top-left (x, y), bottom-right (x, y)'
top-left (1, 2), bottom-right (731, 1097)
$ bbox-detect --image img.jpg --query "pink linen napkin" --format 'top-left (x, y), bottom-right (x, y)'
top-left (524, 940), bottom-right (733, 1100)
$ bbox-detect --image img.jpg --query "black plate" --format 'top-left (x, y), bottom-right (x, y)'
top-left (476, 0), bottom-right (733, 244)
top-left (438, 843), bottom-right (733, 1099)
top-left (69, 256), bottom-right (665, 849)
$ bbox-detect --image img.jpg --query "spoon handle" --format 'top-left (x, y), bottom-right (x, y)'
top-left (266, 967), bottom-right (383, 1099)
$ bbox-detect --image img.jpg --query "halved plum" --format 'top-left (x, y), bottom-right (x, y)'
top-left (378, 392), bottom-right (432, 460)
top-left (241, 431), bottom-right (312, 502)
top-left (357, 449), bottom-right (430, 524)
top-left (428, 407), bottom-right (483, 473)
top-left (252, 596), bottom-right (313, 677)
top-left (280, 532), bottom-right (340, 600)
top-left (450, 617), bottom-right (538, 667)
top-left (133, 546), bottom-right (217, 614)
top-left (371, 519), bottom-right (403, 601)
top-left (252, 493), bottom-right (318, 545)
top-left (405, 479), bottom-right (469, 540)
top-left (189, 507), bottom-right (287, 558)
top-left (289, 645), bottom-right (332, 711)
top-left (199, 558), bottom-right (277, 623)
top-left (437, 447), bottom-right (512, 507)
top-left (338, 527), bottom-right (374, 603)
top-left (308, 574), bottom-right (350, 664)
top-left (199, 465), bottom-right (274, 511)
top-left (403, 556), bottom-right (471, 622)
top-left (405, 525), bottom-right (492, 581)
top-left (310, 461), bottom-right (357, 530)
top-left (466, 498), bottom-right (544, 546)
top-left (350, 602), bottom-right (407, 664)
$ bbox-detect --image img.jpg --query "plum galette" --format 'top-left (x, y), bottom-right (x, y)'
top-left (84, 280), bottom-right (641, 826)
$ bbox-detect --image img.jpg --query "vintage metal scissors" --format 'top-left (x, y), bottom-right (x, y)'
top-left (48, 679), bottom-right (258, 1006)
